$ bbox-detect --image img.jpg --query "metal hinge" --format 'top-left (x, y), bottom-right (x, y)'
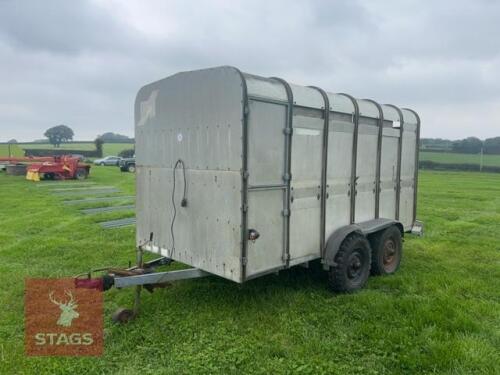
top-left (282, 209), bottom-right (290, 217)
top-left (242, 204), bottom-right (248, 213)
top-left (241, 257), bottom-right (248, 266)
top-left (283, 128), bottom-right (293, 135)
top-left (242, 170), bottom-right (249, 180)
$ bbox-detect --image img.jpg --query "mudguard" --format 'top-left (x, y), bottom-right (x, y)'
top-left (323, 218), bottom-right (403, 268)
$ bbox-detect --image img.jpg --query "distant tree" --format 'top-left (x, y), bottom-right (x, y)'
top-left (451, 137), bottom-right (483, 154)
top-left (97, 132), bottom-right (132, 142)
top-left (118, 148), bottom-right (135, 158)
top-left (94, 137), bottom-right (104, 157)
top-left (44, 125), bottom-right (74, 147)
top-left (483, 137), bottom-right (500, 155)
top-left (7, 139), bottom-right (17, 143)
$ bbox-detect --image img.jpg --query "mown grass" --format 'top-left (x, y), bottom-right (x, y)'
top-left (0, 169), bottom-right (499, 374)
top-left (420, 151), bottom-right (500, 167)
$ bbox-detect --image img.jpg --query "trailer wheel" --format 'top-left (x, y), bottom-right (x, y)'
top-left (370, 226), bottom-right (402, 275)
top-left (328, 233), bottom-right (371, 293)
top-left (75, 168), bottom-right (88, 180)
top-left (112, 308), bottom-right (135, 324)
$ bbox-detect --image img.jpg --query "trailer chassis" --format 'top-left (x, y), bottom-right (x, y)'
top-left (75, 250), bottom-right (209, 323)
top-left (77, 220), bottom-right (424, 323)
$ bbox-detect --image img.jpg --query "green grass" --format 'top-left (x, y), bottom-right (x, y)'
top-left (101, 143), bottom-right (134, 157)
top-left (0, 169), bottom-right (499, 374)
top-left (15, 143), bottom-right (133, 157)
top-left (0, 144), bottom-right (24, 157)
top-left (420, 151), bottom-right (500, 167)
top-left (19, 142), bottom-right (97, 150)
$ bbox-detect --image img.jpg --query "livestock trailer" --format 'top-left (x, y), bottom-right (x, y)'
top-left (77, 66), bottom-right (422, 321)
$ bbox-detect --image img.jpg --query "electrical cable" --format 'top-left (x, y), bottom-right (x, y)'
top-left (170, 159), bottom-right (187, 258)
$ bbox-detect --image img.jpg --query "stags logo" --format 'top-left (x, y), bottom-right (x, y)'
top-left (25, 278), bottom-right (103, 356)
top-left (49, 290), bottom-right (79, 327)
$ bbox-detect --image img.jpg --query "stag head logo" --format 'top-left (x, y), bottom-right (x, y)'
top-left (49, 290), bottom-right (79, 327)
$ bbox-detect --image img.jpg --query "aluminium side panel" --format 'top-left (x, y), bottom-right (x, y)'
top-left (378, 105), bottom-right (401, 221)
top-left (245, 99), bottom-right (287, 277)
top-left (354, 105), bottom-right (379, 223)
top-left (399, 110), bottom-right (418, 230)
top-left (378, 127), bottom-right (400, 220)
top-left (288, 85), bottom-right (325, 264)
top-left (135, 67), bottom-right (244, 282)
top-left (325, 111), bottom-right (355, 237)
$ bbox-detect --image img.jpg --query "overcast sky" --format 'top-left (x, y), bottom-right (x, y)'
top-left (0, 0), bottom-right (499, 142)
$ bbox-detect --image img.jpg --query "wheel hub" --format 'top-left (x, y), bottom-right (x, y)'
top-left (347, 251), bottom-right (364, 279)
top-left (383, 239), bottom-right (396, 266)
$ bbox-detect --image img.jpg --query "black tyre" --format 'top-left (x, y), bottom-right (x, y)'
top-left (369, 225), bottom-right (402, 275)
top-left (99, 162), bottom-right (105, 166)
top-left (42, 172), bottom-right (55, 180)
top-left (127, 164), bottom-right (136, 173)
top-left (112, 308), bottom-right (135, 324)
top-left (75, 168), bottom-right (88, 180)
top-left (328, 233), bottom-right (371, 293)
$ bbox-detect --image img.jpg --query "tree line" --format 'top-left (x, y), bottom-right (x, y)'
top-left (421, 137), bottom-right (500, 154)
top-left (39, 125), bottom-right (133, 147)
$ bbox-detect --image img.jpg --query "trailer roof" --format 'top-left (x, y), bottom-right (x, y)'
top-left (239, 67), bottom-right (418, 125)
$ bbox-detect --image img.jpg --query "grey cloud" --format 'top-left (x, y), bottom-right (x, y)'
top-left (0, 0), bottom-right (138, 55)
top-left (0, 0), bottom-right (499, 141)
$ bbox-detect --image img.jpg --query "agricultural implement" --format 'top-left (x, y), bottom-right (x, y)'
top-left (0, 156), bottom-right (54, 170)
top-left (75, 66), bottom-right (423, 322)
top-left (26, 155), bottom-right (91, 181)
top-left (0, 155), bottom-right (91, 181)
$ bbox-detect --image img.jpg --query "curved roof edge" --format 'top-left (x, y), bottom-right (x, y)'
top-left (233, 66), bottom-right (418, 122)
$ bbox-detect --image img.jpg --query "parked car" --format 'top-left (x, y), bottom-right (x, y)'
top-left (119, 157), bottom-right (135, 172)
top-left (94, 156), bottom-right (121, 166)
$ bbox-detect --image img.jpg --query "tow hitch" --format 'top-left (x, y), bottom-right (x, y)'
top-left (74, 253), bottom-right (208, 323)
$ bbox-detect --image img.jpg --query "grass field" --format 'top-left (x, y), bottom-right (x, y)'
top-left (0, 143), bottom-right (133, 157)
top-left (0, 143), bottom-right (24, 157)
top-left (0, 168), bottom-right (499, 374)
top-left (420, 151), bottom-right (500, 167)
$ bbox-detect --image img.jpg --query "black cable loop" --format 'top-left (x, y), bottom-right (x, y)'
top-left (170, 159), bottom-right (187, 258)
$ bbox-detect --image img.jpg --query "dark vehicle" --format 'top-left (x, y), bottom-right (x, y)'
top-left (119, 157), bottom-right (135, 172)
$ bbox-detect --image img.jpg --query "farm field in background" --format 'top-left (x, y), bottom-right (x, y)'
top-left (420, 151), bottom-right (500, 167)
top-left (3, 145), bottom-right (500, 167)
top-left (0, 143), bottom-right (23, 157)
top-left (0, 142), bottom-right (132, 157)
top-left (0, 168), bottom-right (498, 374)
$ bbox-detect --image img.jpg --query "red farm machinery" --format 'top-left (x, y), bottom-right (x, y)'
top-left (0, 155), bottom-right (91, 181)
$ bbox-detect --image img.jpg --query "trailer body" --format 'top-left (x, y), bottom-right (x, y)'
top-left (135, 66), bottom-right (420, 283)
